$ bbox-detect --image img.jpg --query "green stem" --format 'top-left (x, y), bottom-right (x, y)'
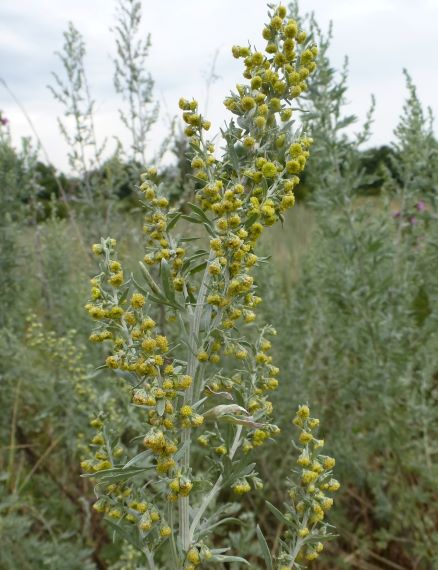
top-left (144, 548), bottom-right (156, 570)
top-left (288, 514), bottom-right (308, 568)
top-left (288, 538), bottom-right (304, 569)
top-left (179, 251), bottom-right (214, 552)
top-left (168, 502), bottom-right (179, 569)
top-left (189, 425), bottom-right (242, 543)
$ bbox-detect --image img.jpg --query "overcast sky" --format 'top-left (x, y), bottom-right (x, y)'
top-left (1, 0), bottom-right (437, 172)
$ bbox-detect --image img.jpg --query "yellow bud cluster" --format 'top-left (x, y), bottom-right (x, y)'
top-left (140, 175), bottom-right (188, 294)
top-left (232, 479), bottom-right (251, 494)
top-left (186, 547), bottom-right (201, 566)
top-left (135, 506), bottom-right (165, 534)
top-left (180, 98), bottom-right (211, 138)
top-left (131, 293), bottom-right (145, 309)
top-left (253, 429), bottom-right (269, 446)
top-left (277, 404), bottom-right (339, 563)
top-left (168, 476), bottom-right (193, 501)
top-left (143, 429), bottom-right (178, 474)
top-left (80, 416), bottom-right (125, 475)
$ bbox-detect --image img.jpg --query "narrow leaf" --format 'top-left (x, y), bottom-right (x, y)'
top-left (82, 465), bottom-right (152, 482)
top-left (160, 258), bottom-right (176, 304)
top-left (257, 525), bottom-right (274, 570)
top-left (123, 450), bottom-right (152, 469)
top-left (265, 501), bottom-right (290, 526)
top-left (210, 555), bottom-right (250, 565)
top-left (166, 211), bottom-right (182, 231)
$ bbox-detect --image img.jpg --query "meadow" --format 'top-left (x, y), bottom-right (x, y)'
top-left (1, 2), bottom-right (437, 569)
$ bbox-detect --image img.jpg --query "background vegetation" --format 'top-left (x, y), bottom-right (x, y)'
top-left (1, 1), bottom-right (437, 568)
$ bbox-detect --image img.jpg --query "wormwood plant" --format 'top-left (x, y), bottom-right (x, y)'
top-left (83, 5), bottom-right (339, 568)
top-left (385, 69), bottom-right (438, 212)
top-left (49, 22), bottom-right (105, 203)
top-left (113, 0), bottom-right (159, 168)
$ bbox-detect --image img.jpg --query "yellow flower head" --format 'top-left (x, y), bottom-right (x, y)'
top-left (131, 293), bottom-right (145, 309)
top-left (180, 405), bottom-right (193, 418)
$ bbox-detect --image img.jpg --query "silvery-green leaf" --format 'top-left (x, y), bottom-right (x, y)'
top-left (256, 525), bottom-right (273, 570)
top-left (203, 404), bottom-right (249, 420)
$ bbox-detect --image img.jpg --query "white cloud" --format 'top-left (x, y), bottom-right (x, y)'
top-left (0, 30), bottom-right (35, 54)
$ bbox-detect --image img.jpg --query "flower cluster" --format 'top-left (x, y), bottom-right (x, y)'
top-left (182, 7), bottom-right (317, 227)
top-left (184, 545), bottom-right (213, 569)
top-left (86, 237), bottom-right (195, 476)
top-left (82, 417), bottom-right (177, 545)
top-left (275, 405), bottom-right (340, 568)
top-left (140, 168), bottom-right (189, 292)
top-left (393, 199), bottom-right (430, 233)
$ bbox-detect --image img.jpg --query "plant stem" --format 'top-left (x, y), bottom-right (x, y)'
top-left (144, 548), bottom-right (156, 570)
top-left (288, 514), bottom-right (308, 568)
top-left (179, 251), bottom-right (214, 551)
top-left (189, 426), bottom-right (242, 543)
top-left (168, 502), bottom-right (179, 569)
top-left (288, 538), bottom-right (304, 569)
